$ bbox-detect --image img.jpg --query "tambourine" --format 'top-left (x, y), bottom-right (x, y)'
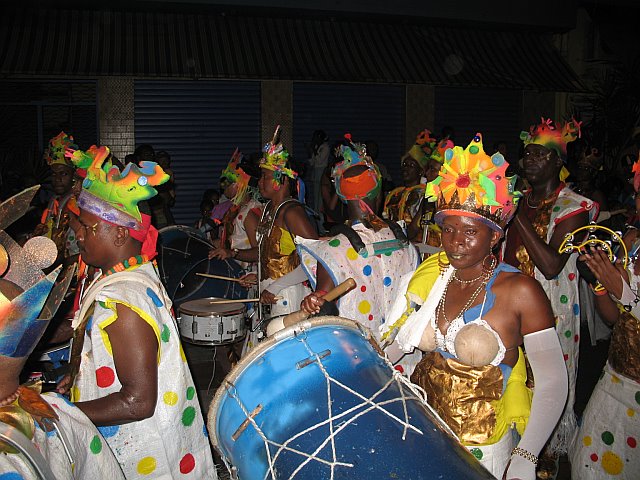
top-left (558, 222), bottom-right (628, 292)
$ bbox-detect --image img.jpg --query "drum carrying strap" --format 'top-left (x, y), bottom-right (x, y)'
top-left (68, 270), bottom-right (173, 388)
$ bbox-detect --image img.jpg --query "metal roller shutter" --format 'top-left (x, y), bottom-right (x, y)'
top-left (292, 83), bottom-right (405, 189)
top-left (435, 87), bottom-right (523, 165)
top-left (134, 80), bottom-right (261, 225)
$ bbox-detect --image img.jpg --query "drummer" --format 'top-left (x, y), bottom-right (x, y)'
top-left (381, 134), bottom-right (568, 479)
top-left (293, 134), bottom-right (421, 374)
top-left (235, 127), bottom-right (318, 318)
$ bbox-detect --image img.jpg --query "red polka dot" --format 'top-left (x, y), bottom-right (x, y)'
top-left (568, 273), bottom-right (576, 281)
top-left (179, 453), bottom-right (196, 474)
top-left (52, 403), bottom-right (60, 410)
top-left (238, 214), bottom-right (243, 220)
top-left (628, 437), bottom-right (637, 448)
top-left (360, 285), bottom-right (367, 292)
top-left (96, 366), bottom-right (115, 388)
top-left (394, 365), bottom-right (404, 374)
top-left (368, 314), bottom-right (374, 321)
top-left (574, 335), bottom-right (579, 342)
top-left (563, 354), bottom-right (569, 361)
top-left (590, 453), bottom-right (598, 462)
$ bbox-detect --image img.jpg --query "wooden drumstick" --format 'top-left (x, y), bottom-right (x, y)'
top-left (280, 278), bottom-right (357, 327)
top-left (208, 296), bottom-right (282, 305)
top-left (196, 272), bottom-right (243, 283)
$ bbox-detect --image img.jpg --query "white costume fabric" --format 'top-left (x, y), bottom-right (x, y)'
top-left (297, 223), bottom-right (421, 375)
top-left (72, 263), bottom-right (216, 479)
top-left (0, 392), bottom-right (124, 479)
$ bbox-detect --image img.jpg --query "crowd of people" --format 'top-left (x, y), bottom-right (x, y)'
top-left (0, 118), bottom-right (639, 480)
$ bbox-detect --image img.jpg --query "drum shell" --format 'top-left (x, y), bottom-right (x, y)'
top-left (178, 298), bottom-right (246, 345)
top-left (208, 316), bottom-right (493, 479)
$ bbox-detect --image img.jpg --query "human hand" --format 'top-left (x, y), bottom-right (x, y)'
top-left (301, 292), bottom-right (325, 315)
top-left (208, 247), bottom-right (232, 260)
top-left (503, 454), bottom-right (534, 480)
top-left (56, 374), bottom-right (72, 395)
top-left (33, 223), bottom-right (48, 237)
top-left (579, 246), bottom-right (627, 298)
top-left (238, 273), bottom-right (257, 288)
top-left (260, 289), bottom-right (278, 304)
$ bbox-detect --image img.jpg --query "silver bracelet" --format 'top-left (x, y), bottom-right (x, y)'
top-left (511, 446), bottom-right (538, 465)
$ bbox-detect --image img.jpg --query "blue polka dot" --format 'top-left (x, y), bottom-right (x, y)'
top-left (98, 425), bottom-right (120, 438)
top-left (35, 422), bottom-right (56, 437)
top-left (0, 473), bottom-right (26, 480)
top-left (86, 315), bottom-right (94, 332)
top-left (383, 276), bottom-right (392, 287)
top-left (363, 265), bottom-right (372, 276)
top-left (282, 300), bottom-right (288, 306)
top-left (573, 303), bottom-right (579, 315)
top-left (50, 392), bottom-right (75, 407)
top-left (146, 288), bottom-right (164, 307)
top-left (203, 423), bottom-right (209, 437)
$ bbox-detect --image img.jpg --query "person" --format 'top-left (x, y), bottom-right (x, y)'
top-left (0, 187), bottom-right (124, 479)
top-left (570, 229), bottom-right (640, 478)
top-left (58, 144), bottom-right (216, 478)
top-left (383, 130), bottom-right (439, 242)
top-left (308, 129), bottom-right (331, 215)
top-left (291, 134), bottom-right (420, 373)
top-left (151, 150), bottom-right (176, 227)
top-left (33, 132), bottom-right (81, 268)
top-left (502, 118), bottom-right (598, 473)
top-left (236, 127), bottom-right (318, 320)
top-left (381, 134), bottom-right (568, 480)
top-left (319, 153), bottom-right (347, 231)
top-left (195, 197), bottom-right (216, 242)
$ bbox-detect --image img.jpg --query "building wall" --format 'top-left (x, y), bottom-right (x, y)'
top-left (405, 84), bottom-right (435, 151)
top-left (262, 80), bottom-right (292, 150)
top-left (98, 77), bottom-right (135, 161)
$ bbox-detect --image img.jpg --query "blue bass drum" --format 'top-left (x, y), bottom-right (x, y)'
top-left (208, 316), bottom-right (494, 479)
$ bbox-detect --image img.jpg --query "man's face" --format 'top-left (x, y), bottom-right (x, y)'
top-left (51, 164), bottom-right (74, 195)
top-left (401, 157), bottom-right (423, 185)
top-left (72, 209), bottom-right (115, 268)
top-left (425, 159), bottom-right (442, 183)
top-left (522, 144), bottom-right (559, 183)
top-left (258, 168), bottom-right (280, 199)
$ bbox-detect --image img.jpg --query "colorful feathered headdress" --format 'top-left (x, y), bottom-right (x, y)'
top-left (431, 137), bottom-right (455, 163)
top-left (221, 148), bottom-right (253, 205)
top-left (260, 126), bottom-right (297, 182)
top-left (405, 130), bottom-right (438, 169)
top-left (632, 154), bottom-right (640, 193)
top-left (426, 133), bottom-right (520, 233)
top-left (332, 133), bottom-right (381, 202)
top-left (520, 117), bottom-right (582, 160)
top-left (66, 145), bottom-right (169, 230)
top-left (44, 131), bottom-right (77, 167)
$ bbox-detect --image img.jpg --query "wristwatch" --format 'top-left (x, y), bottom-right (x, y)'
top-left (232, 248), bottom-right (239, 258)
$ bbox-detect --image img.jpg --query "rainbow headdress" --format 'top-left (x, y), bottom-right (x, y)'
top-left (332, 133), bottom-right (381, 202)
top-left (221, 148), bottom-right (253, 205)
top-left (431, 137), bottom-right (455, 163)
top-left (0, 187), bottom-right (72, 359)
top-left (66, 145), bottom-right (169, 230)
top-left (406, 130), bottom-right (438, 169)
top-left (426, 133), bottom-right (521, 234)
top-left (520, 117), bottom-right (582, 160)
top-left (44, 131), bottom-right (78, 167)
top-left (260, 125), bottom-right (298, 182)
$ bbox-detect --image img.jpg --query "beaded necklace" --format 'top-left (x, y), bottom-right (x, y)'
top-left (102, 254), bottom-right (149, 278)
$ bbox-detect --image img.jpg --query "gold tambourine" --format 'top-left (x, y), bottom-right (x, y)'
top-left (558, 223), bottom-right (628, 292)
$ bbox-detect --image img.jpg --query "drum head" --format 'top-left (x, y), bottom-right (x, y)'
top-left (179, 297), bottom-right (246, 316)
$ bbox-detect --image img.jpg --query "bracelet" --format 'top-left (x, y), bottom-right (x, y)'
top-left (315, 290), bottom-right (328, 298)
top-left (591, 285), bottom-right (608, 296)
top-left (511, 446), bottom-right (538, 465)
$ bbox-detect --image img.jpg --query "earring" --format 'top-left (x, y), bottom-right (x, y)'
top-left (482, 252), bottom-right (497, 275)
top-left (437, 251), bottom-right (450, 275)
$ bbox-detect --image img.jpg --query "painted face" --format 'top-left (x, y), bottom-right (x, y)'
top-left (401, 157), bottom-right (423, 184)
top-left (224, 182), bottom-right (238, 200)
top-left (50, 164), bottom-right (74, 196)
top-left (522, 144), bottom-right (559, 183)
top-left (258, 168), bottom-right (281, 199)
top-left (440, 215), bottom-right (499, 270)
top-left (73, 209), bottom-right (114, 269)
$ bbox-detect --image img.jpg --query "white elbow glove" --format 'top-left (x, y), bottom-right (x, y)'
top-left (263, 265), bottom-right (309, 295)
top-left (505, 327), bottom-right (568, 480)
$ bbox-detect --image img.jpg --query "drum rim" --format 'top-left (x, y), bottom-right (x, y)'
top-left (178, 297), bottom-right (246, 316)
top-left (207, 315), bottom-right (370, 450)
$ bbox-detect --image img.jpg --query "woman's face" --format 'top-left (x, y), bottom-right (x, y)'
top-left (224, 182), bottom-right (238, 200)
top-left (440, 215), bottom-right (499, 270)
top-left (258, 169), bottom-right (283, 199)
top-left (401, 156), bottom-right (423, 185)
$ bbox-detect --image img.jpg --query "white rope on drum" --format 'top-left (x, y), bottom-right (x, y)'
top-left (228, 330), bottom-right (432, 480)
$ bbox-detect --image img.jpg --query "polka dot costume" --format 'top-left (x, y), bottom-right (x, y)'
top-left (298, 223), bottom-right (422, 374)
top-left (72, 263), bottom-right (215, 478)
top-left (570, 364), bottom-right (639, 479)
top-left (0, 392), bottom-right (124, 479)
top-left (528, 187), bottom-right (597, 453)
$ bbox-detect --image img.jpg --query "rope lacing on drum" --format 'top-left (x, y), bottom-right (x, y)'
top-left (227, 333), bottom-right (431, 480)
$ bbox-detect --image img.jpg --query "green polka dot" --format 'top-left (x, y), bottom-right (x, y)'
top-left (161, 324), bottom-right (170, 343)
top-left (469, 145), bottom-right (479, 154)
top-left (328, 238), bottom-right (341, 247)
top-left (90, 435), bottom-right (102, 454)
top-left (560, 295), bottom-right (568, 304)
top-left (384, 251), bottom-right (392, 256)
top-left (564, 330), bottom-right (572, 338)
top-left (601, 431), bottom-right (615, 445)
top-left (186, 386), bottom-right (195, 401)
top-left (635, 391), bottom-right (640, 405)
top-left (553, 206), bottom-right (561, 212)
top-left (182, 406), bottom-right (196, 426)
top-left (470, 448), bottom-right (483, 460)
top-left (98, 301), bottom-right (107, 309)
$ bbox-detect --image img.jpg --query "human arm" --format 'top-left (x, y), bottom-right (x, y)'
top-left (321, 169), bottom-right (339, 212)
top-left (261, 265), bottom-right (309, 303)
top-left (300, 263), bottom-right (335, 314)
top-left (513, 208), bottom-right (588, 279)
top-left (73, 304), bottom-right (159, 426)
top-left (282, 203), bottom-right (318, 240)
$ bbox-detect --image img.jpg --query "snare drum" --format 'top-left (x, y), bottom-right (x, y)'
top-left (208, 316), bottom-right (493, 479)
top-left (178, 298), bottom-right (246, 345)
